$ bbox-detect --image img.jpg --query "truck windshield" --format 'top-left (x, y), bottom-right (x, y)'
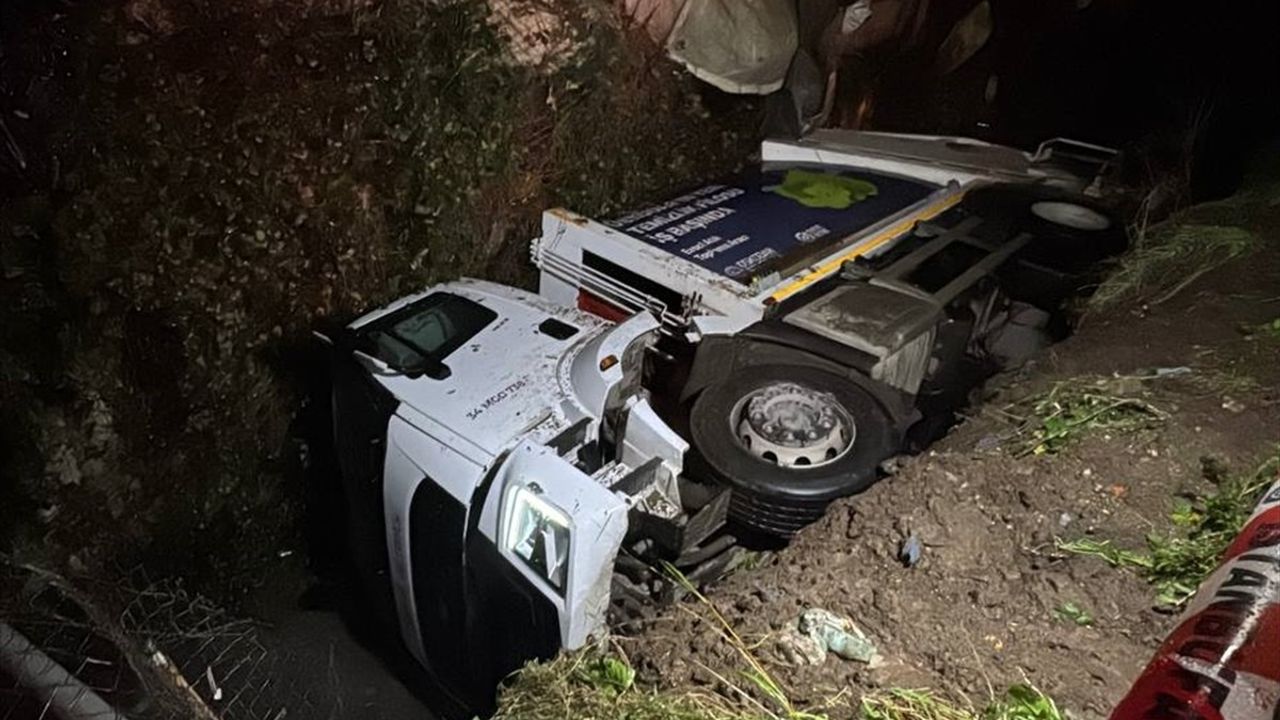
top-left (358, 293), bottom-right (497, 371)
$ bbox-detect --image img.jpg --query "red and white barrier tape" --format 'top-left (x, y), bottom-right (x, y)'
top-left (1110, 480), bottom-right (1280, 719)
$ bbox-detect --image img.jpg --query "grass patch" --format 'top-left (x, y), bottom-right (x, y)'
top-left (1007, 377), bottom-right (1166, 456)
top-left (499, 563), bottom-right (836, 720)
top-left (1058, 448), bottom-right (1280, 607)
top-left (1090, 222), bottom-right (1257, 310)
top-left (495, 649), bottom-right (735, 720)
top-left (860, 689), bottom-right (975, 720)
top-left (860, 685), bottom-right (1062, 720)
top-left (500, 652), bottom-right (1068, 720)
top-left (500, 565), bottom-right (1070, 720)
top-left (1145, 452), bottom-right (1279, 605)
top-left (577, 654), bottom-right (638, 694)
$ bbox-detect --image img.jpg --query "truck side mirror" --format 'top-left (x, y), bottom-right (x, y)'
top-left (417, 359), bottom-right (452, 380)
top-left (354, 348), bottom-right (451, 380)
top-left (401, 355), bottom-right (452, 380)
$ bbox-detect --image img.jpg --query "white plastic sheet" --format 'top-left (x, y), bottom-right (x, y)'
top-left (623, 0), bottom-right (799, 95)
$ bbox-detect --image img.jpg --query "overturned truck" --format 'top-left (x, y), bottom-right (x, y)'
top-left (320, 130), bottom-right (1125, 714)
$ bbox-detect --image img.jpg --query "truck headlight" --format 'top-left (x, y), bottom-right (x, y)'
top-left (503, 485), bottom-right (570, 594)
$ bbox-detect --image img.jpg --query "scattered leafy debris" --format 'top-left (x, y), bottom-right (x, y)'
top-left (1243, 317), bottom-right (1280, 339)
top-left (985, 685), bottom-right (1065, 720)
top-left (495, 648), bottom-right (735, 720)
top-left (1058, 449), bottom-right (1280, 608)
top-left (502, 566), bottom-right (1073, 720)
top-left (1008, 377), bottom-right (1166, 456)
top-left (1053, 601), bottom-right (1095, 627)
top-left (859, 685), bottom-right (1063, 720)
top-left (860, 689), bottom-right (976, 720)
top-left (1055, 538), bottom-right (1152, 570)
top-left (502, 645), bottom-right (1067, 720)
top-left (1145, 449), bottom-right (1280, 606)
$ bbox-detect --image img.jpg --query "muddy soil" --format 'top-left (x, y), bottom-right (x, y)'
top-left (619, 206), bottom-right (1280, 717)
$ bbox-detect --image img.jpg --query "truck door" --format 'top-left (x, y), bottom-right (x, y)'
top-left (461, 440), bottom-right (629, 710)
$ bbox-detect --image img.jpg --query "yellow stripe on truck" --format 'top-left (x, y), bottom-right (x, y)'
top-left (767, 192), bottom-right (967, 303)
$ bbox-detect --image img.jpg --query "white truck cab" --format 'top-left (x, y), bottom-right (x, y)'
top-left (322, 279), bottom-right (701, 714)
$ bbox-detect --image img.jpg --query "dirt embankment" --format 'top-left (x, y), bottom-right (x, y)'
top-left (615, 191), bottom-right (1280, 718)
top-left (0, 0), bottom-right (757, 596)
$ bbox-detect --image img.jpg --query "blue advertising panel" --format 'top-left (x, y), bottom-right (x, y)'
top-left (606, 166), bottom-right (936, 284)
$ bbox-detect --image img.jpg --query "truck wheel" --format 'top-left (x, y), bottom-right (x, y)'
top-left (689, 365), bottom-right (897, 538)
top-left (964, 184), bottom-right (1127, 273)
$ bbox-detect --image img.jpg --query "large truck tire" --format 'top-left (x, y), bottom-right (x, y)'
top-left (965, 184), bottom-right (1127, 270)
top-left (688, 364), bottom-right (898, 538)
top-left (964, 184), bottom-right (1127, 308)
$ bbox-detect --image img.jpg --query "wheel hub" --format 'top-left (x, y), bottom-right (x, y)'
top-left (732, 382), bottom-right (855, 468)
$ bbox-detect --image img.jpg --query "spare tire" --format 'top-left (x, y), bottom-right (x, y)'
top-left (689, 364), bottom-right (898, 538)
top-left (963, 184), bottom-right (1127, 274)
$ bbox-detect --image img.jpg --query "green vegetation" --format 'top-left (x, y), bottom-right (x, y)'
top-left (1008, 377), bottom-right (1166, 456)
top-left (1053, 538), bottom-right (1152, 570)
top-left (498, 569), bottom-right (1068, 720)
top-left (498, 646), bottom-right (1068, 720)
top-left (1244, 317), bottom-right (1280, 339)
top-left (859, 685), bottom-right (1062, 720)
top-left (1058, 449), bottom-right (1280, 607)
top-left (577, 654), bottom-right (638, 695)
top-left (1052, 601), bottom-right (1095, 627)
top-left (986, 686), bottom-right (1065, 720)
top-left (1089, 223), bottom-right (1257, 309)
top-left (860, 689), bottom-right (975, 720)
top-left (495, 650), bottom-right (728, 720)
top-left (494, 634), bottom-right (818, 720)
top-left (1145, 452), bottom-right (1279, 605)
top-left (0, 0), bottom-right (755, 592)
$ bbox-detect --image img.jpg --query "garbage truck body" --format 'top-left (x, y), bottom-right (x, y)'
top-left (321, 130), bottom-right (1126, 714)
top-left (533, 129), bottom-right (1125, 536)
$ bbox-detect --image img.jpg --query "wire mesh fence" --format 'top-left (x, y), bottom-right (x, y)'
top-left (1, 559), bottom-right (336, 720)
top-left (0, 621), bottom-right (135, 720)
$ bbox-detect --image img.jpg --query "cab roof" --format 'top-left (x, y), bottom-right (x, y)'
top-left (349, 279), bottom-right (606, 461)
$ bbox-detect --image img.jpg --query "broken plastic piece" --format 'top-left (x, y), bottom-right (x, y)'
top-left (899, 533), bottom-right (922, 567)
top-left (777, 608), bottom-right (880, 666)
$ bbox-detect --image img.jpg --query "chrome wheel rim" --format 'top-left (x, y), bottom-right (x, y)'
top-left (730, 382), bottom-right (855, 468)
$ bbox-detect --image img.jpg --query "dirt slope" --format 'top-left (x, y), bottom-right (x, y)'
top-left (618, 199), bottom-right (1280, 718)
